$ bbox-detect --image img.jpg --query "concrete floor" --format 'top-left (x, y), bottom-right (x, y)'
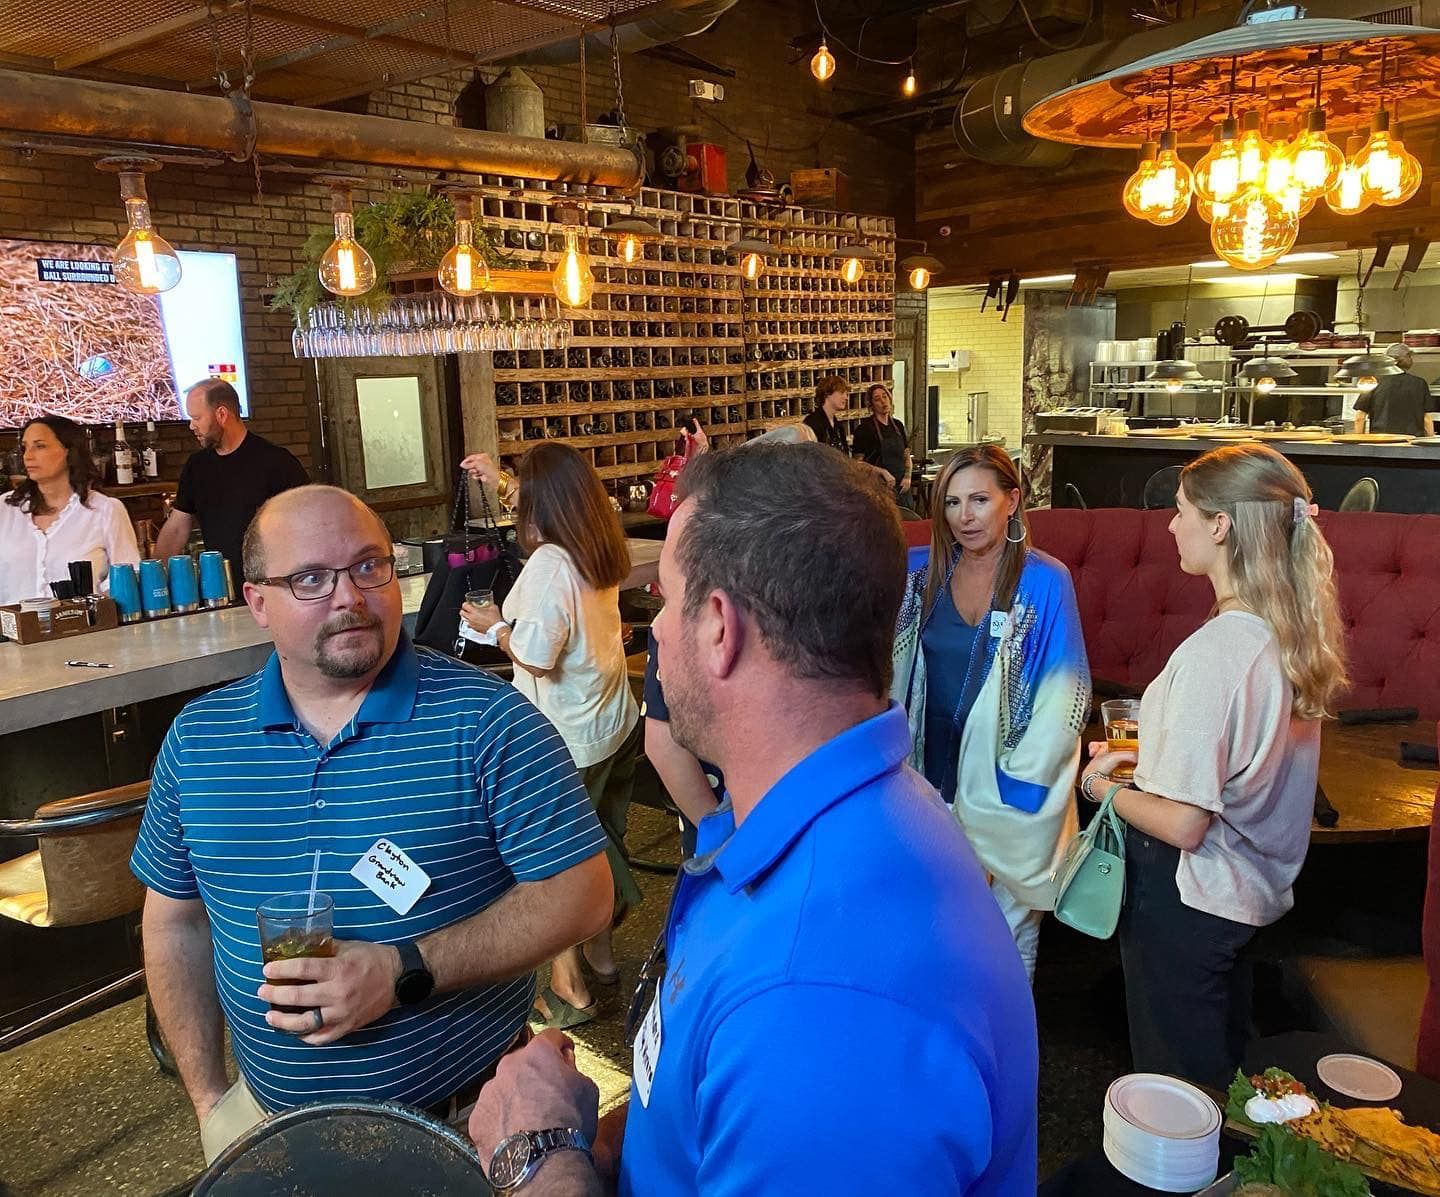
top-left (0, 806), bottom-right (1130, 1196)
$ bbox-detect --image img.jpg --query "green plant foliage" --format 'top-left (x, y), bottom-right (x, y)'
top-left (268, 190), bottom-right (523, 320)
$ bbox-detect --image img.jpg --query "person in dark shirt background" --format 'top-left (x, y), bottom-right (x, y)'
top-left (849, 382), bottom-right (914, 507)
top-left (152, 379), bottom-right (309, 586)
top-left (802, 375), bottom-right (851, 453)
top-left (1355, 345), bottom-right (1436, 437)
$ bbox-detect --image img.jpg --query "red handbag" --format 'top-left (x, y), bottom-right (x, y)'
top-left (647, 433), bottom-right (697, 520)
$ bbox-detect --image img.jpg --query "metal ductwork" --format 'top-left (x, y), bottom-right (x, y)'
top-left (951, 0), bottom-right (1418, 166)
top-left (0, 68), bottom-right (644, 187)
top-left (498, 0), bottom-right (742, 66)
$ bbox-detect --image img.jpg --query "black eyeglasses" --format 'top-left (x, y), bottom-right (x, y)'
top-left (252, 555), bottom-right (396, 601)
top-left (624, 935), bottom-right (668, 1047)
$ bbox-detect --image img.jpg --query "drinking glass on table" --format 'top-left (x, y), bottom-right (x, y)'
top-left (256, 893), bottom-right (335, 1019)
top-left (1100, 699), bottom-right (1141, 781)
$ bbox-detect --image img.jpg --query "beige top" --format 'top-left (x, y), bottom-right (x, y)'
top-left (1133, 611), bottom-right (1321, 928)
top-left (503, 542), bottom-right (637, 769)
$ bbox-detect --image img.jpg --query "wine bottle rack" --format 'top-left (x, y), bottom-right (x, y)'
top-left (478, 186), bottom-right (895, 490)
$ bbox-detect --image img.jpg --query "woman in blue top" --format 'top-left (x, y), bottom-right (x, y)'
top-left (892, 445), bottom-right (1090, 980)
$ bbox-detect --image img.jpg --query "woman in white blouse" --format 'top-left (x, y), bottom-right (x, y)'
top-left (0, 415), bottom-right (140, 606)
top-left (461, 444), bottom-right (639, 1030)
top-left (1082, 444), bottom-right (1347, 1088)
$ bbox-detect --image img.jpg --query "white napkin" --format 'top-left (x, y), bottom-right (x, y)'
top-left (458, 622), bottom-right (501, 647)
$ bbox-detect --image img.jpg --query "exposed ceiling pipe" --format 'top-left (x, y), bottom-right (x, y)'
top-left (0, 68), bottom-right (643, 187)
top-left (497, 0), bottom-right (741, 66)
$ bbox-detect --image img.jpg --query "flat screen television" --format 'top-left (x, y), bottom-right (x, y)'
top-left (0, 237), bottom-right (250, 428)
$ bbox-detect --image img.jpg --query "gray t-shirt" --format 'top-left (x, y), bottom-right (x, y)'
top-left (1355, 371), bottom-right (1431, 436)
top-left (1133, 611), bottom-right (1321, 927)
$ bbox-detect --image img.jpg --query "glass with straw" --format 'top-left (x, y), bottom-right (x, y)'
top-left (256, 851), bottom-right (334, 1019)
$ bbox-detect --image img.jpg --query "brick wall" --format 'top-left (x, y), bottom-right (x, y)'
top-left (926, 288), bottom-right (1025, 448)
top-left (0, 0), bottom-right (912, 479)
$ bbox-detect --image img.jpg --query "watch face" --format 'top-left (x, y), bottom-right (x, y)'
top-left (491, 1133), bottom-right (533, 1188)
top-left (396, 968), bottom-right (434, 1005)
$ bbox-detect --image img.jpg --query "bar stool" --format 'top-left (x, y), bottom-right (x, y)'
top-left (0, 781), bottom-right (168, 1064)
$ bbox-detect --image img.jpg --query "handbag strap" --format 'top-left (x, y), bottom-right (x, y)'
top-left (450, 468), bottom-right (473, 536)
top-left (1092, 790), bottom-right (1128, 858)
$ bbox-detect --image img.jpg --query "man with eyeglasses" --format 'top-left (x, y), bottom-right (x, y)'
top-left (132, 485), bottom-right (614, 1165)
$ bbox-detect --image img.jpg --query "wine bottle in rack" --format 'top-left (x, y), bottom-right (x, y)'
top-left (113, 421), bottom-right (134, 486)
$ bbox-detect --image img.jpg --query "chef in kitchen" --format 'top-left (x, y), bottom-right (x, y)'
top-left (1354, 344), bottom-right (1436, 437)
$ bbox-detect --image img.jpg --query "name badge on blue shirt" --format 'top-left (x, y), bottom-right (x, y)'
top-left (989, 610), bottom-right (1006, 639)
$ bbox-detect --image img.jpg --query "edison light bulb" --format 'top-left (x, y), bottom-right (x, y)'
top-left (1255, 376), bottom-right (1277, 395)
top-left (902, 70), bottom-right (917, 97)
top-left (619, 233), bottom-right (642, 264)
top-left (438, 218), bottom-right (489, 297)
top-left (1326, 136), bottom-right (1373, 216)
top-left (1210, 188), bottom-right (1298, 270)
top-left (318, 210), bottom-right (376, 297)
top-left (811, 40), bottom-right (835, 82)
top-left (740, 251), bottom-right (764, 281)
top-left (552, 227), bottom-right (594, 307)
top-left (112, 172), bottom-right (182, 296)
top-left (1140, 132), bottom-right (1192, 226)
top-left (1292, 110), bottom-right (1344, 197)
top-left (1355, 112), bottom-right (1423, 206)
top-left (1237, 113), bottom-right (1270, 189)
top-left (1194, 119), bottom-right (1242, 205)
top-left (1166, 378), bottom-right (1184, 395)
top-left (840, 255), bottom-right (864, 285)
top-left (909, 265), bottom-right (931, 290)
top-left (1263, 130), bottom-right (1294, 200)
top-left (1358, 374), bottom-right (1379, 393)
top-left (1122, 142), bottom-right (1159, 221)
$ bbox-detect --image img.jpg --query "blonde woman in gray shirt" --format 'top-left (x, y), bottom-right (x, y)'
top-left (1082, 444), bottom-right (1347, 1087)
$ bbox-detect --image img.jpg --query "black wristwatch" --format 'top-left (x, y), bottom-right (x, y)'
top-left (489, 1128), bottom-right (593, 1192)
top-left (393, 939), bottom-right (434, 1006)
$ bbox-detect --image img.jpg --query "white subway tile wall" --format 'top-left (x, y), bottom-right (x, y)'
top-left (926, 289), bottom-right (1025, 449)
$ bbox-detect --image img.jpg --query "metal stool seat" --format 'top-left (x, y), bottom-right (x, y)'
top-left (191, 1100), bottom-right (493, 1196)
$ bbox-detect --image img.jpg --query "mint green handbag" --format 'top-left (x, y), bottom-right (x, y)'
top-left (1052, 790), bottom-right (1127, 939)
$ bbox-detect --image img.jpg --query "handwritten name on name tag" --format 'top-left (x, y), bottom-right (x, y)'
top-left (351, 838), bottom-right (431, 915)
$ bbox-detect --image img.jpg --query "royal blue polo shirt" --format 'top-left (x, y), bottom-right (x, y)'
top-left (131, 634), bottom-right (608, 1113)
top-left (619, 703), bottom-right (1038, 1197)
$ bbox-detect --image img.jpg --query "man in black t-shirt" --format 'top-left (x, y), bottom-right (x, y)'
top-left (152, 380), bottom-right (309, 585)
top-left (1354, 344), bottom-right (1436, 437)
top-left (802, 374), bottom-right (852, 453)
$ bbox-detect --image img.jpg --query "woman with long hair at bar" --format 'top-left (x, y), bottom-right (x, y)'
top-left (0, 414), bottom-right (140, 604)
top-left (461, 445), bottom-right (639, 1029)
top-left (1083, 444), bottom-right (1347, 1087)
top-left (891, 444), bottom-right (1090, 982)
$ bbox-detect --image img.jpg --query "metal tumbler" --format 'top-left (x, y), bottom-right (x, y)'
top-left (198, 551), bottom-right (229, 609)
top-left (167, 555), bottom-right (199, 614)
top-left (138, 559), bottom-right (171, 618)
top-left (108, 563), bottom-right (143, 623)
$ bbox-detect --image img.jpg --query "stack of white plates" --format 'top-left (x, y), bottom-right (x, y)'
top-left (1103, 1073), bottom-right (1221, 1192)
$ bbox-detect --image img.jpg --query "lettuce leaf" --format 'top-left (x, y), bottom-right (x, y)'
top-left (1232, 1124), bottom-right (1370, 1197)
top-left (1229, 1068), bottom-right (1261, 1127)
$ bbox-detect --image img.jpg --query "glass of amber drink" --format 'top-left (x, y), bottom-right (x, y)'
top-left (257, 892), bottom-right (335, 1018)
top-left (1100, 699), bottom-right (1141, 782)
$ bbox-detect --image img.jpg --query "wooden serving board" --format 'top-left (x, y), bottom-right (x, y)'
top-left (1331, 433), bottom-right (1414, 445)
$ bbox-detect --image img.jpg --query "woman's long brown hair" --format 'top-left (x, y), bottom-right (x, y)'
top-left (922, 444), bottom-right (1029, 617)
top-left (6, 415), bottom-right (101, 516)
top-left (516, 442), bottom-right (629, 589)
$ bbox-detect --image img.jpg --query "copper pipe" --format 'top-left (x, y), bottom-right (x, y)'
top-left (0, 69), bottom-right (643, 188)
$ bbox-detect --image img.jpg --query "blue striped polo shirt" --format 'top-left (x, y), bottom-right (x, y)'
top-left (131, 634), bottom-right (608, 1113)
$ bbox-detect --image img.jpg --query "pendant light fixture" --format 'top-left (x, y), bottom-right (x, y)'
top-left (1209, 188), bottom-right (1298, 270)
top-left (1355, 110), bottom-right (1423, 206)
top-left (437, 189), bottom-right (490, 298)
top-left (607, 217), bottom-right (660, 266)
top-left (1150, 359), bottom-right (1203, 394)
top-left (1235, 112), bottom-right (1271, 190)
top-left (551, 207), bottom-right (595, 308)
top-left (317, 176), bottom-right (377, 298)
top-left (99, 157), bottom-right (182, 296)
top-left (1291, 109), bottom-right (1345, 197)
top-left (811, 40), bottom-right (836, 82)
top-left (1193, 119), bottom-right (1243, 205)
top-left (1239, 356), bottom-right (1298, 394)
top-left (837, 241), bottom-right (880, 285)
top-left (1335, 350), bottom-right (1401, 392)
top-left (1122, 141), bottom-right (1160, 221)
top-left (729, 235), bottom-right (772, 282)
top-left (902, 63), bottom-right (918, 97)
top-left (1325, 135), bottom-right (1374, 215)
top-left (901, 253), bottom-right (944, 291)
top-left (1142, 130), bottom-right (1193, 225)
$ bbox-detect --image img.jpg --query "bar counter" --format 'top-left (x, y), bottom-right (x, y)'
top-left (1034, 432), bottom-right (1440, 512)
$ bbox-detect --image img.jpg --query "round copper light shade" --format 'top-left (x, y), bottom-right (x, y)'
top-left (1022, 19), bottom-right (1440, 148)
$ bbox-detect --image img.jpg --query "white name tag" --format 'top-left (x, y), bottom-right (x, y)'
top-left (632, 992), bottom-right (663, 1108)
top-left (989, 610), bottom-right (1007, 639)
top-left (351, 838), bottom-right (431, 915)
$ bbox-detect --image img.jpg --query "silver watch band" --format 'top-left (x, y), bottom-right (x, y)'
top-left (493, 1127), bottom-right (593, 1192)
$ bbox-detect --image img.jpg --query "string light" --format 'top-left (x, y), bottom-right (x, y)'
top-left (437, 191), bottom-right (489, 298)
top-left (811, 40), bottom-right (836, 82)
top-left (551, 217), bottom-right (594, 308)
top-left (1355, 111), bottom-right (1423, 206)
top-left (100, 158), bottom-right (182, 296)
top-left (902, 64), bottom-right (917, 96)
top-left (317, 177), bottom-right (376, 298)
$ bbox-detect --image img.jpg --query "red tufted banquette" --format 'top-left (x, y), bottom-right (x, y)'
top-left (1021, 508), bottom-right (1440, 720)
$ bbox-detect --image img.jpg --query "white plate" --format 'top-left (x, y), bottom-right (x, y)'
top-left (1106, 1074), bottom-right (1222, 1140)
top-left (1104, 1129), bottom-right (1219, 1192)
top-left (1317, 1053), bottom-right (1403, 1102)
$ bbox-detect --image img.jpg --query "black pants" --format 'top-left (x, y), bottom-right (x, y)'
top-left (1118, 826), bottom-right (1258, 1089)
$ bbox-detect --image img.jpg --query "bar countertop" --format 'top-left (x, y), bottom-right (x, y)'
top-left (0, 536), bottom-right (668, 737)
top-left (1030, 432), bottom-right (1440, 461)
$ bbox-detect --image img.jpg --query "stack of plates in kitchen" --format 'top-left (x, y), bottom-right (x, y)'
top-left (1103, 1073), bottom-right (1221, 1192)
